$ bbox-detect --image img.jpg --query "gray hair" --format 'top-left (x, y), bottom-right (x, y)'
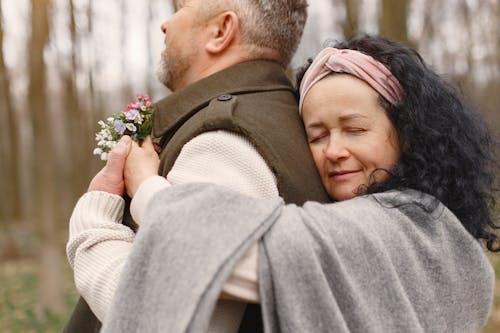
top-left (203, 0), bottom-right (308, 66)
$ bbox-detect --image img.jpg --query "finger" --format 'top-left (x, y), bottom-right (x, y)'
top-left (130, 139), bottom-right (140, 149)
top-left (128, 140), bottom-right (141, 157)
top-left (106, 136), bottom-right (131, 172)
top-left (142, 136), bottom-right (156, 153)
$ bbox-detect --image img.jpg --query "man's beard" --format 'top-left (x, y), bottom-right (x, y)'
top-left (155, 47), bottom-right (192, 92)
top-left (156, 49), bottom-right (174, 90)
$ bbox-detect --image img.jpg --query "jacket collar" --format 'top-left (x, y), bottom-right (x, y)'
top-left (152, 60), bottom-right (295, 139)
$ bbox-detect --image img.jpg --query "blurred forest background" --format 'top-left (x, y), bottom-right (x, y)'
top-left (0, 0), bottom-right (499, 331)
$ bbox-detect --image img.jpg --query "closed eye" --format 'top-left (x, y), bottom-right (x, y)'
top-left (345, 127), bottom-right (366, 134)
top-left (308, 132), bottom-right (328, 144)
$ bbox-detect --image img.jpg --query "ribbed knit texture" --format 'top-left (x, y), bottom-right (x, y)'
top-left (67, 191), bottom-right (135, 322)
top-left (68, 191), bottom-right (125, 242)
top-left (67, 131), bottom-right (275, 325)
top-left (167, 131), bottom-right (278, 199)
top-left (130, 175), bottom-right (171, 224)
top-left (102, 184), bottom-right (494, 333)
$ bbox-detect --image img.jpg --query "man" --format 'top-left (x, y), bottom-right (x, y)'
top-left (65, 1), bottom-right (329, 332)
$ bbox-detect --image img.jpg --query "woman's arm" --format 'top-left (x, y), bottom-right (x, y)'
top-left (131, 175), bottom-right (260, 304)
top-left (68, 131), bottom-right (274, 320)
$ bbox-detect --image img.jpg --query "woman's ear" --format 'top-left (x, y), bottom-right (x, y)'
top-left (205, 11), bottom-right (239, 54)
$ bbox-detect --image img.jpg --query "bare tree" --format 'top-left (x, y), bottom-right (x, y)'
top-left (379, 0), bottom-right (409, 44)
top-left (452, 1), bottom-right (500, 136)
top-left (28, 0), bottom-right (64, 313)
top-left (497, 0), bottom-right (500, 72)
top-left (86, 0), bottom-right (101, 131)
top-left (0, 0), bottom-right (20, 223)
top-left (120, 0), bottom-right (133, 101)
top-left (490, 0), bottom-right (500, 134)
top-left (63, 0), bottom-right (91, 201)
top-left (172, 0), bottom-right (179, 12)
top-left (146, 0), bottom-right (155, 94)
top-left (343, 0), bottom-right (360, 39)
top-left (415, 0), bottom-right (437, 51)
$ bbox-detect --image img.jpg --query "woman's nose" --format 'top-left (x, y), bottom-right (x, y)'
top-left (323, 137), bottom-right (349, 161)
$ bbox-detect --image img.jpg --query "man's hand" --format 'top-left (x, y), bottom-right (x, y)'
top-left (124, 136), bottom-right (160, 198)
top-left (88, 136), bottom-right (132, 195)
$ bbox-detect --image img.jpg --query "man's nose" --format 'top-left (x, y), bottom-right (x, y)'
top-left (161, 21), bottom-right (167, 34)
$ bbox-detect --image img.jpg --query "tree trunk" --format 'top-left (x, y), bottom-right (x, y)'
top-left (63, 0), bottom-right (89, 203)
top-left (28, 0), bottom-right (64, 313)
top-left (493, 0), bottom-right (500, 134)
top-left (0, 0), bottom-right (21, 223)
top-left (146, 0), bottom-right (155, 94)
top-left (120, 0), bottom-right (133, 101)
top-left (343, 0), bottom-right (360, 39)
top-left (86, 0), bottom-right (100, 131)
top-left (379, 0), bottom-right (409, 44)
top-left (172, 0), bottom-right (179, 12)
top-left (417, 0), bottom-right (436, 50)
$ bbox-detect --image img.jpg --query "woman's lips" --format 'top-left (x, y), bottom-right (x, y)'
top-left (328, 170), bottom-right (361, 181)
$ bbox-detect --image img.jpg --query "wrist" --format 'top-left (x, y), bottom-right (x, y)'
top-left (130, 176), bottom-right (170, 224)
top-left (88, 177), bottom-right (124, 195)
top-left (129, 170), bottom-right (157, 197)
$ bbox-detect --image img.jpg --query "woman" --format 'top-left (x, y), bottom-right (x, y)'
top-left (296, 36), bottom-right (499, 248)
top-left (69, 35), bottom-right (498, 332)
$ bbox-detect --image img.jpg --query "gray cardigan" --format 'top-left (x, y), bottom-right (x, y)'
top-left (102, 184), bottom-right (494, 333)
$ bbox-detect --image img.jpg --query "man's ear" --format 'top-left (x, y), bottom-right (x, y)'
top-left (205, 11), bottom-right (239, 54)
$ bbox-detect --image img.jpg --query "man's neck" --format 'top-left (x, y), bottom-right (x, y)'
top-left (176, 46), bottom-right (283, 91)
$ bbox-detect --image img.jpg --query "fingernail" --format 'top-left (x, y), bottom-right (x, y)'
top-left (114, 136), bottom-right (130, 153)
top-left (118, 136), bottom-right (131, 147)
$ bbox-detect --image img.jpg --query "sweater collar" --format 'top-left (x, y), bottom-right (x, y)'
top-left (152, 60), bottom-right (295, 139)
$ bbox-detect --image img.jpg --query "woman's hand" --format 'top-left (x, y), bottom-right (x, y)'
top-left (124, 136), bottom-right (160, 198)
top-left (88, 136), bottom-right (132, 195)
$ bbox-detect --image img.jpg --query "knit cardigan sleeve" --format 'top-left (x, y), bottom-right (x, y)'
top-left (67, 131), bottom-right (275, 322)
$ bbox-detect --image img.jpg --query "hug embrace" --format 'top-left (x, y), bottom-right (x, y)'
top-left (65, 1), bottom-right (499, 332)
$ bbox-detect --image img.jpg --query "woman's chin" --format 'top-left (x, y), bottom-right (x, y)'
top-left (327, 186), bottom-right (358, 202)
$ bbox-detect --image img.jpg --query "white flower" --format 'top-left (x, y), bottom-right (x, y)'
top-left (135, 114), bottom-right (144, 124)
top-left (107, 117), bottom-right (114, 122)
top-left (107, 141), bottom-right (117, 149)
top-left (99, 129), bottom-right (112, 140)
top-left (100, 152), bottom-right (109, 161)
top-left (93, 148), bottom-right (103, 155)
top-left (98, 120), bottom-right (106, 128)
top-left (96, 130), bottom-right (106, 140)
top-left (126, 123), bottom-right (137, 132)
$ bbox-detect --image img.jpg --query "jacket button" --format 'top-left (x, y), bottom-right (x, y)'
top-left (217, 94), bottom-right (233, 101)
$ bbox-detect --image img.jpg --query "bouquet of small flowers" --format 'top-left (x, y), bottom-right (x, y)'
top-left (93, 94), bottom-right (154, 161)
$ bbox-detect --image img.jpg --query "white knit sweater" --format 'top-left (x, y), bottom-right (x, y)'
top-left (67, 130), bottom-right (276, 331)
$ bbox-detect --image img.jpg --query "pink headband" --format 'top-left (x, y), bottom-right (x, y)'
top-left (299, 47), bottom-right (403, 114)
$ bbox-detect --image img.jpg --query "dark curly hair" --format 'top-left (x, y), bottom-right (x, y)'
top-left (297, 34), bottom-right (499, 251)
